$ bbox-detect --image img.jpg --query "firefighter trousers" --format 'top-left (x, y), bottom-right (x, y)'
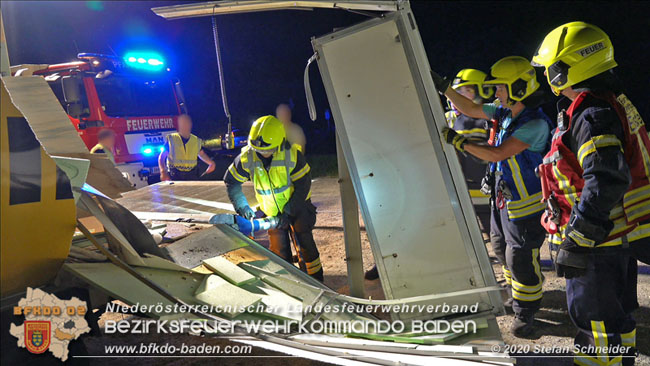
top-left (567, 249), bottom-right (637, 366)
top-left (490, 204), bottom-right (545, 317)
top-left (268, 200), bottom-right (323, 281)
top-left (630, 221), bottom-right (650, 265)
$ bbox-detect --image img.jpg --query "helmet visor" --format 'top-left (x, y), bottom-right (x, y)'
top-left (452, 76), bottom-right (466, 89)
top-left (530, 59), bottom-right (545, 68)
top-left (249, 136), bottom-right (276, 153)
top-left (547, 60), bottom-right (570, 88)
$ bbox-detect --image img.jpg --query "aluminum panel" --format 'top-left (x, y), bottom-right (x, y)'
top-left (313, 12), bottom-right (501, 320)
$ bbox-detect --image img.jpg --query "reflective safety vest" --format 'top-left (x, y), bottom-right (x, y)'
top-left (539, 91), bottom-right (650, 247)
top-left (240, 143), bottom-right (311, 217)
top-left (90, 143), bottom-right (115, 164)
top-left (166, 133), bottom-right (200, 172)
top-left (491, 107), bottom-right (552, 220)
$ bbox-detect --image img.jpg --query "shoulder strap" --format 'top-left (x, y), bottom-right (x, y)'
top-left (566, 92), bottom-right (591, 123)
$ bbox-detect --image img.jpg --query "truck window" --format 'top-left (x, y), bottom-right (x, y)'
top-left (94, 74), bottom-right (178, 117)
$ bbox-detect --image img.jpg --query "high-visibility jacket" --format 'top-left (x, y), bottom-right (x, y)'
top-left (539, 91), bottom-right (650, 247)
top-left (90, 143), bottom-right (115, 165)
top-left (237, 143), bottom-right (311, 217)
top-left (166, 133), bottom-right (200, 172)
top-left (490, 107), bottom-right (553, 220)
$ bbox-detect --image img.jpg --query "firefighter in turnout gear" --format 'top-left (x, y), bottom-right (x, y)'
top-left (432, 56), bottom-right (553, 338)
top-left (224, 116), bottom-right (323, 281)
top-left (90, 128), bottom-right (117, 164)
top-left (159, 114), bottom-right (216, 181)
top-left (445, 68), bottom-right (494, 250)
top-left (533, 21), bottom-right (650, 366)
top-left (445, 68), bottom-right (493, 186)
top-left (445, 68), bottom-right (493, 142)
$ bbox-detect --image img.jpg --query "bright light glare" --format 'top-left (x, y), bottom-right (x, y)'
top-left (142, 145), bottom-right (164, 156)
top-left (123, 51), bottom-right (166, 71)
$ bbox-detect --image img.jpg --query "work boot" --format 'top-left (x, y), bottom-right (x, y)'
top-left (364, 265), bottom-right (379, 280)
top-left (511, 314), bottom-right (536, 338)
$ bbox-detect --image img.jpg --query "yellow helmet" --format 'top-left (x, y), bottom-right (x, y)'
top-left (452, 68), bottom-right (494, 100)
top-left (248, 115), bottom-right (286, 152)
top-left (484, 56), bottom-right (540, 102)
top-left (531, 21), bottom-right (616, 95)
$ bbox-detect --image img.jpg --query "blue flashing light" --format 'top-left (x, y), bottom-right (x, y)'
top-left (141, 144), bottom-right (164, 156)
top-left (123, 51), bottom-right (165, 71)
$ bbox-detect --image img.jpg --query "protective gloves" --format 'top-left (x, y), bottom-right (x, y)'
top-left (555, 237), bottom-right (589, 279)
top-left (236, 206), bottom-right (256, 220)
top-left (276, 212), bottom-right (291, 230)
top-left (441, 127), bottom-right (468, 152)
top-left (430, 70), bottom-right (451, 95)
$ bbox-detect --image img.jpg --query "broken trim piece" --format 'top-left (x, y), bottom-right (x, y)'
top-left (152, 1), bottom-right (399, 20)
top-left (290, 334), bottom-right (513, 363)
top-left (79, 193), bottom-right (145, 266)
top-left (242, 263), bottom-right (503, 306)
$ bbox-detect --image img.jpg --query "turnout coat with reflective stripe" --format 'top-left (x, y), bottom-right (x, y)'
top-left (490, 107), bottom-right (552, 220)
top-left (539, 91), bottom-right (650, 247)
top-left (231, 143), bottom-right (310, 217)
top-left (448, 112), bottom-right (489, 142)
top-left (166, 133), bottom-right (201, 172)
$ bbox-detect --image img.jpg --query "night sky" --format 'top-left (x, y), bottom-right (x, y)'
top-left (3, 1), bottom-right (649, 154)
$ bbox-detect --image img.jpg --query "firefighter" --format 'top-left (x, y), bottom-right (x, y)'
top-left (90, 128), bottom-right (116, 164)
top-left (276, 103), bottom-right (307, 152)
top-left (445, 69), bottom-right (513, 308)
top-left (432, 56), bottom-right (552, 337)
top-left (445, 68), bottom-right (494, 236)
top-left (532, 21), bottom-right (650, 366)
top-left (159, 114), bottom-right (216, 181)
top-left (224, 115), bottom-right (323, 281)
top-left (445, 68), bottom-right (493, 143)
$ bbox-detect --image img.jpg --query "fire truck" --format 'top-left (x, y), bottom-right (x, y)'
top-left (11, 52), bottom-right (188, 187)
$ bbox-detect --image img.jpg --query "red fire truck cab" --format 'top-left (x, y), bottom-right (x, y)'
top-left (11, 52), bottom-right (187, 188)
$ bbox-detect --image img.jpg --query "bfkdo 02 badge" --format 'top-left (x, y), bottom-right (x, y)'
top-left (25, 321), bottom-right (51, 354)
